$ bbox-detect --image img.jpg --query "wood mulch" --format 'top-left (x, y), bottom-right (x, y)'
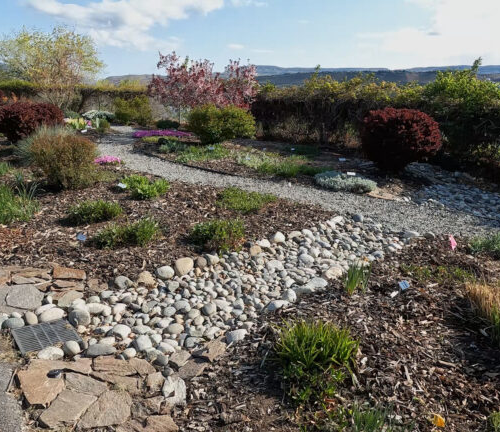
top-left (0, 165), bottom-right (333, 281)
top-left (176, 238), bottom-right (500, 432)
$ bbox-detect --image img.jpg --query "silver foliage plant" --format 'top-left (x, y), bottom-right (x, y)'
top-left (315, 171), bottom-right (377, 194)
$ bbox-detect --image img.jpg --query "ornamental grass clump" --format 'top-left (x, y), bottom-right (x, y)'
top-left (67, 200), bottom-right (123, 225)
top-left (190, 219), bottom-right (245, 253)
top-left (122, 174), bottom-right (170, 200)
top-left (175, 144), bottom-right (230, 163)
top-left (0, 161), bottom-right (12, 176)
top-left (272, 320), bottom-right (358, 405)
top-left (469, 232), bottom-right (500, 260)
top-left (0, 183), bottom-right (39, 225)
top-left (315, 171), bottom-right (377, 194)
top-left (92, 217), bottom-right (160, 249)
top-left (466, 282), bottom-right (500, 347)
top-left (217, 187), bottom-right (277, 214)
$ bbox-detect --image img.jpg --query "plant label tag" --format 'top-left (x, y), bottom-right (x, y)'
top-left (117, 182), bottom-right (127, 190)
top-left (339, 158), bottom-right (347, 162)
top-left (81, 129), bottom-right (87, 133)
top-left (390, 291), bottom-right (399, 298)
top-left (347, 172), bottom-right (356, 176)
top-left (76, 233), bottom-right (87, 242)
top-left (449, 235), bottom-right (457, 250)
top-left (398, 280), bottom-right (410, 291)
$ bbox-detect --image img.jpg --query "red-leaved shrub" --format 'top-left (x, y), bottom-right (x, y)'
top-left (361, 108), bottom-right (442, 171)
top-left (0, 101), bottom-right (64, 142)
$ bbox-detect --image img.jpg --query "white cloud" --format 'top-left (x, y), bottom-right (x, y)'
top-left (228, 43), bottom-right (244, 50)
top-left (358, 0), bottom-right (500, 67)
top-left (26, 0), bottom-right (224, 51)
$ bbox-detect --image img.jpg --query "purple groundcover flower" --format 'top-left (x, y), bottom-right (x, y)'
top-left (133, 129), bottom-right (192, 138)
top-left (94, 155), bottom-right (122, 165)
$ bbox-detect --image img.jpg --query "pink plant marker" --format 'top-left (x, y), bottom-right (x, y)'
top-left (449, 235), bottom-right (457, 250)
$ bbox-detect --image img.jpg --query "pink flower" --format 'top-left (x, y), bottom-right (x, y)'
top-left (94, 155), bottom-right (122, 165)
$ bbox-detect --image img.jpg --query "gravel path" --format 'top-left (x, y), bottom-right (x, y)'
top-left (99, 133), bottom-right (499, 236)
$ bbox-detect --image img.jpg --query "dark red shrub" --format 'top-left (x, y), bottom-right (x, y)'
top-left (361, 108), bottom-right (442, 171)
top-left (0, 101), bottom-right (64, 142)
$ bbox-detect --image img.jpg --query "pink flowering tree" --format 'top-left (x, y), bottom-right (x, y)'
top-left (148, 52), bottom-right (258, 121)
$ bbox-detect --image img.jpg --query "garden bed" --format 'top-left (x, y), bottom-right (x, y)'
top-left (0, 163), bottom-right (333, 280)
top-left (174, 238), bottom-right (500, 432)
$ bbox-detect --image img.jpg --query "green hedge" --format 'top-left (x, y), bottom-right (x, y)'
top-left (0, 79), bottom-right (147, 112)
top-left (252, 71), bottom-right (500, 162)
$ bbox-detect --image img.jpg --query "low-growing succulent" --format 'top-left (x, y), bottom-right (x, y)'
top-left (315, 171), bottom-right (377, 193)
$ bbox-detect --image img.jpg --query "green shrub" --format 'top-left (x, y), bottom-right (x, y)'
top-left (82, 110), bottom-right (114, 121)
top-left (217, 187), bottom-right (277, 214)
top-left (470, 233), bottom-right (500, 259)
top-left (64, 110), bottom-right (80, 119)
top-left (315, 171), bottom-right (377, 193)
top-left (344, 261), bottom-right (372, 295)
top-left (67, 200), bottom-right (122, 225)
top-left (176, 144), bottom-right (230, 163)
top-left (92, 217), bottom-right (160, 248)
top-left (0, 183), bottom-right (39, 224)
top-left (187, 104), bottom-right (255, 144)
top-left (30, 133), bottom-right (98, 189)
top-left (15, 125), bottom-right (75, 166)
top-left (190, 219), bottom-right (245, 253)
top-left (156, 119), bottom-right (180, 129)
top-left (122, 174), bottom-right (170, 200)
top-left (114, 95), bottom-right (152, 126)
top-left (272, 320), bottom-right (358, 405)
top-left (93, 117), bottom-right (110, 132)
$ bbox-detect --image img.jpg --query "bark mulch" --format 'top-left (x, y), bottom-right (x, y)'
top-left (176, 238), bottom-right (500, 432)
top-left (0, 167), bottom-right (333, 281)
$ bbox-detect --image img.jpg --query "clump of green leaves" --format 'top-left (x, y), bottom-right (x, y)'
top-left (237, 152), bottom-right (326, 178)
top-left (114, 95), bottom-right (152, 126)
top-left (190, 219), bottom-right (245, 253)
top-left (175, 144), bottom-right (230, 163)
top-left (315, 171), bottom-right (377, 193)
top-left (92, 217), bottom-right (160, 248)
top-left (489, 411), bottom-right (500, 432)
top-left (344, 261), bottom-right (372, 295)
top-left (0, 183), bottom-right (39, 224)
top-left (67, 200), bottom-right (122, 225)
top-left (400, 264), bottom-right (476, 284)
top-left (217, 187), bottom-right (277, 214)
top-left (0, 161), bottom-right (12, 176)
top-left (122, 174), bottom-right (170, 200)
top-left (273, 320), bottom-right (358, 405)
top-left (345, 404), bottom-right (414, 432)
top-left (470, 233), bottom-right (500, 260)
top-left (158, 137), bottom-right (187, 153)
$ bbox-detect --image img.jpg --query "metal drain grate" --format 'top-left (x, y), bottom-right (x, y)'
top-left (11, 319), bottom-right (81, 355)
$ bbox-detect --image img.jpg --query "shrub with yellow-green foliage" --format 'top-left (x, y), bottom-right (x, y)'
top-left (466, 282), bottom-right (500, 347)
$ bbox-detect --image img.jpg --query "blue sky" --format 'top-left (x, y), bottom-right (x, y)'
top-left (2, 0), bottom-right (498, 77)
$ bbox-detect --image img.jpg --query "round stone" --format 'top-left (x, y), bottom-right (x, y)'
top-left (38, 346), bottom-right (64, 360)
top-left (63, 340), bottom-right (82, 357)
top-left (202, 303), bottom-right (216, 316)
top-left (112, 324), bottom-right (131, 340)
top-left (85, 343), bottom-right (116, 357)
top-left (134, 335), bottom-right (153, 352)
top-left (174, 257), bottom-right (194, 277)
top-left (68, 309), bottom-right (91, 326)
top-left (122, 347), bottom-right (137, 359)
top-left (24, 311), bottom-right (38, 325)
top-left (156, 265), bottom-right (175, 280)
top-left (2, 317), bottom-right (25, 329)
top-left (39, 308), bottom-right (65, 323)
top-left (167, 323), bottom-right (184, 335)
top-left (226, 329), bottom-right (247, 344)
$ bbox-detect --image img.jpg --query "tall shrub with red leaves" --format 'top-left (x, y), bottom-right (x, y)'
top-left (361, 108), bottom-right (442, 171)
top-left (0, 101), bottom-right (64, 142)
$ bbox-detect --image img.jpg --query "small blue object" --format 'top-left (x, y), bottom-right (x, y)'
top-left (398, 280), bottom-right (410, 291)
top-left (117, 182), bottom-right (127, 190)
top-left (76, 233), bottom-right (87, 242)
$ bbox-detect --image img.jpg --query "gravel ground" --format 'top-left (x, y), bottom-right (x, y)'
top-left (98, 134), bottom-right (499, 236)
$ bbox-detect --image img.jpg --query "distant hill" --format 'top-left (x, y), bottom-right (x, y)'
top-left (104, 65), bottom-right (500, 87)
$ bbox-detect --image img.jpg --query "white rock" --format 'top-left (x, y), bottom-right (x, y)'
top-left (38, 346), bottom-right (64, 360)
top-left (270, 231), bottom-right (286, 243)
top-left (63, 340), bottom-right (81, 357)
top-left (156, 266), bottom-right (175, 280)
top-left (39, 308), bottom-right (65, 323)
top-left (226, 329), bottom-right (247, 344)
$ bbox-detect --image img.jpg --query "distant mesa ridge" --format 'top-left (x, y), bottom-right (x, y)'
top-left (103, 65), bottom-right (500, 87)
